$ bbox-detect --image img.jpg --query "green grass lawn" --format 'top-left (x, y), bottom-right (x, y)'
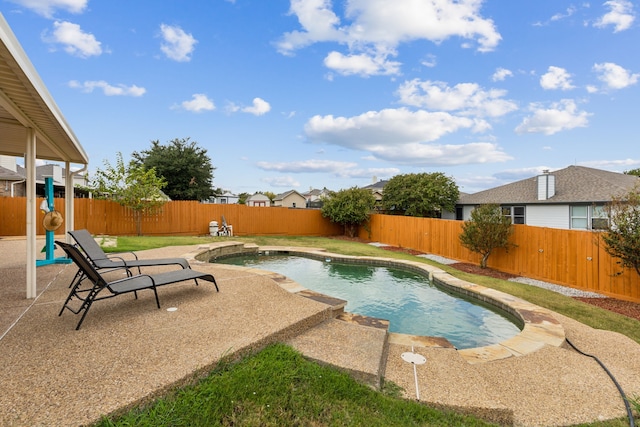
top-left (99, 235), bottom-right (640, 427)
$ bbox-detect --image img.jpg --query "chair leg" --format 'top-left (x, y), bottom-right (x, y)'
top-left (152, 286), bottom-right (161, 309)
top-left (74, 288), bottom-right (99, 330)
top-left (59, 270), bottom-right (87, 316)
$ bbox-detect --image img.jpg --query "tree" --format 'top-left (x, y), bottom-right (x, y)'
top-left (624, 168), bottom-right (640, 177)
top-left (601, 186), bottom-right (640, 277)
top-left (459, 203), bottom-right (516, 268)
top-left (263, 191), bottom-right (277, 203)
top-left (89, 152), bottom-right (167, 236)
top-left (321, 187), bottom-right (376, 237)
top-left (237, 192), bottom-right (250, 205)
top-left (381, 172), bottom-right (459, 217)
top-left (132, 138), bottom-right (215, 201)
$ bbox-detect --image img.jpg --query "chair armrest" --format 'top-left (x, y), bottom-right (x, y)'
top-left (107, 250), bottom-right (140, 261)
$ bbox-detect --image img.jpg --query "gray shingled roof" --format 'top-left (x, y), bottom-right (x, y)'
top-left (362, 180), bottom-right (388, 191)
top-left (0, 165), bottom-right (24, 180)
top-left (459, 165), bottom-right (640, 205)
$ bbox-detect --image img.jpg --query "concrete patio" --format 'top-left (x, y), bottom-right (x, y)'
top-left (1, 237), bottom-right (639, 426)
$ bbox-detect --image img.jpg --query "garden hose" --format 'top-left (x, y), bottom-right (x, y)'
top-left (565, 337), bottom-right (635, 427)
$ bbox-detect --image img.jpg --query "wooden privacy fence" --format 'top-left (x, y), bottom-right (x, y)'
top-left (0, 198), bottom-right (342, 237)
top-left (1, 198), bottom-right (638, 302)
top-left (360, 214), bottom-right (640, 303)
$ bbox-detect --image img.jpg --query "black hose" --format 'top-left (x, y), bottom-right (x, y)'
top-left (565, 337), bottom-right (636, 427)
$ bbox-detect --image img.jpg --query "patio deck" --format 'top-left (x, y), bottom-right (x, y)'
top-left (1, 238), bottom-right (639, 426)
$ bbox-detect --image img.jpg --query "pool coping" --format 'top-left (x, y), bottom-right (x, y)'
top-left (185, 242), bottom-right (566, 364)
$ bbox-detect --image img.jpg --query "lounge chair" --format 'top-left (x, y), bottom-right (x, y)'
top-left (56, 240), bottom-right (218, 330)
top-left (68, 229), bottom-right (190, 272)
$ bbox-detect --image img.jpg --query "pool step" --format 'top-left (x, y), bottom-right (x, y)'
top-left (286, 315), bottom-right (389, 389)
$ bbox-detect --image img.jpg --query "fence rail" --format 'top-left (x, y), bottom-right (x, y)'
top-left (0, 198), bottom-right (343, 237)
top-left (1, 198), bottom-right (638, 302)
top-left (360, 214), bottom-right (639, 303)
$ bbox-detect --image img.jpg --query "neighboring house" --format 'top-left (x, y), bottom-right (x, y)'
top-left (0, 155), bottom-right (88, 198)
top-left (273, 190), bottom-right (306, 208)
top-left (0, 164), bottom-right (26, 197)
top-left (361, 178), bottom-right (388, 206)
top-left (303, 187), bottom-right (331, 208)
top-left (246, 192), bottom-right (271, 207)
top-left (456, 166), bottom-right (640, 230)
top-left (214, 191), bottom-right (239, 204)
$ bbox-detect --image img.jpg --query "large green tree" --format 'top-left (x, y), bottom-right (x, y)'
top-left (624, 168), bottom-right (640, 177)
top-left (89, 152), bottom-right (167, 236)
top-left (601, 186), bottom-right (640, 277)
top-left (381, 172), bottom-right (459, 217)
top-left (321, 187), bottom-right (376, 237)
top-left (459, 203), bottom-right (516, 268)
top-left (133, 138), bottom-right (215, 201)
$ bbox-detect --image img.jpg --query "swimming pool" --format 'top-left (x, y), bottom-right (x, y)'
top-left (215, 253), bottom-right (521, 349)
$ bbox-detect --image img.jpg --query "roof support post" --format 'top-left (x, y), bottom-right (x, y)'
top-left (25, 127), bottom-right (36, 299)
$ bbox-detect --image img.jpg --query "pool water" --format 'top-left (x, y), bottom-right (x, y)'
top-left (216, 254), bottom-right (521, 349)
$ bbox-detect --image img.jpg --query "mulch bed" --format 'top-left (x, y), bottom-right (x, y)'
top-left (374, 243), bottom-right (640, 322)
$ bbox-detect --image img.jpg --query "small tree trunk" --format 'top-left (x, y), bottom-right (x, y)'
top-left (134, 210), bottom-right (142, 236)
top-left (480, 252), bottom-right (490, 269)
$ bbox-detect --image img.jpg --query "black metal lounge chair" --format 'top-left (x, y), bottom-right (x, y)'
top-left (56, 240), bottom-right (218, 330)
top-left (68, 229), bottom-right (190, 272)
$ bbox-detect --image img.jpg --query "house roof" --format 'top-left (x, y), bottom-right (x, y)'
top-left (459, 165), bottom-right (640, 205)
top-left (0, 13), bottom-right (88, 165)
top-left (362, 180), bottom-right (388, 191)
top-left (0, 164), bottom-right (24, 180)
top-left (247, 193), bottom-right (269, 200)
top-left (274, 189), bottom-right (305, 200)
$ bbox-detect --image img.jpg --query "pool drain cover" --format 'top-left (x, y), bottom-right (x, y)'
top-left (401, 352), bottom-right (426, 365)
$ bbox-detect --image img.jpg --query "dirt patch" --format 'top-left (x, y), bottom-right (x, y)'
top-left (572, 297), bottom-right (640, 321)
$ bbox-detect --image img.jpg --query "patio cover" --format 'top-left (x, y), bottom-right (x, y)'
top-left (0, 13), bottom-right (89, 298)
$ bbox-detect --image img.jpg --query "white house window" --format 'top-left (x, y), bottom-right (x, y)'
top-left (501, 206), bottom-right (525, 224)
top-left (570, 206), bottom-right (588, 229)
top-left (570, 205), bottom-right (608, 230)
top-left (591, 205), bottom-right (609, 230)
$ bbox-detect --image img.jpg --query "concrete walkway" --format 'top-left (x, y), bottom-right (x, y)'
top-left (1, 239), bottom-right (639, 426)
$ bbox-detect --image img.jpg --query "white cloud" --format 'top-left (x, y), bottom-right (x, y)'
top-left (550, 6), bottom-right (577, 22)
top-left (256, 160), bottom-right (400, 180)
top-left (396, 79), bottom-right (518, 118)
top-left (256, 159), bottom-right (358, 173)
top-left (159, 24), bottom-right (197, 62)
top-left (579, 158), bottom-right (640, 170)
top-left (242, 98), bottom-right (271, 116)
top-left (260, 176), bottom-right (301, 188)
top-left (540, 66), bottom-right (575, 90)
top-left (421, 54), bottom-right (437, 68)
top-left (594, 0), bottom-right (635, 32)
top-left (323, 51), bottom-right (401, 76)
top-left (338, 167), bottom-right (400, 179)
top-left (492, 67), bottom-right (513, 82)
top-left (7, 0), bottom-right (87, 18)
top-left (593, 62), bottom-right (639, 90)
top-left (304, 108), bottom-right (511, 165)
top-left (277, 0), bottom-right (501, 76)
top-left (515, 99), bottom-right (591, 135)
top-left (68, 80), bottom-right (146, 96)
top-left (176, 94), bottom-right (215, 112)
top-left (44, 21), bottom-right (102, 58)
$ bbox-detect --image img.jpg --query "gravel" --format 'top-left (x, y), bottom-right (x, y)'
top-left (508, 277), bottom-right (607, 298)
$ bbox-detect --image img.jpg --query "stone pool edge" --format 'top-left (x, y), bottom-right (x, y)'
top-left (185, 241), bottom-right (566, 364)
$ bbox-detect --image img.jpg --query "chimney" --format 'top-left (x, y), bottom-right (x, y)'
top-left (372, 175), bottom-right (377, 184)
top-left (537, 171), bottom-right (555, 200)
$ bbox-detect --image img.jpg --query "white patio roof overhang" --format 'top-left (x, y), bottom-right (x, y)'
top-left (0, 13), bottom-right (89, 298)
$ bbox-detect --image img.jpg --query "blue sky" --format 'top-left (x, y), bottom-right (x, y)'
top-left (2, 0), bottom-right (639, 195)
